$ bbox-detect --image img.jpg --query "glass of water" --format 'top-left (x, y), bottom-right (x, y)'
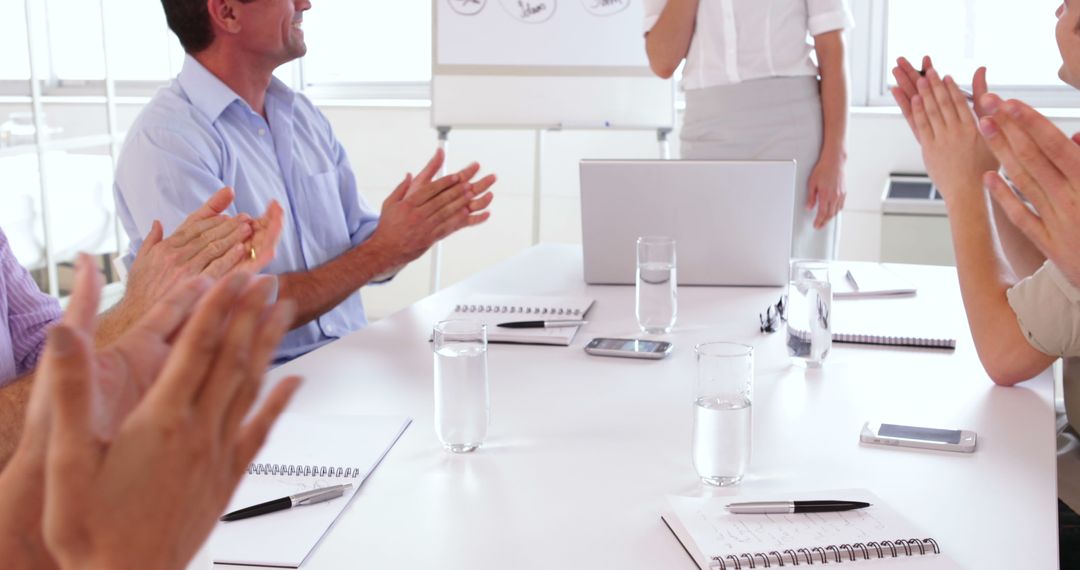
top-left (636, 236), bottom-right (677, 334)
top-left (433, 320), bottom-right (490, 453)
top-left (692, 342), bottom-right (753, 486)
top-left (786, 260), bottom-right (832, 367)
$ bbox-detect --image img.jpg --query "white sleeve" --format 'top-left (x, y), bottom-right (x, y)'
top-left (1007, 261), bottom-right (1080, 357)
top-left (643, 0), bottom-right (668, 33)
top-left (806, 0), bottom-right (854, 36)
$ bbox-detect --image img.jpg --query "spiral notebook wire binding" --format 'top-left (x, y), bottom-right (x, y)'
top-left (708, 538), bottom-right (940, 569)
top-left (246, 464), bottom-right (361, 478)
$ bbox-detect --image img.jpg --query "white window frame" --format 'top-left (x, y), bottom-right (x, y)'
top-left (853, 0), bottom-right (1079, 109)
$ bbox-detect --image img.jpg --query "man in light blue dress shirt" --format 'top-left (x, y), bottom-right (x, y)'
top-left (116, 0), bottom-right (495, 362)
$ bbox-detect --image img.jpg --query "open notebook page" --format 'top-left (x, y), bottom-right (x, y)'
top-left (208, 414), bottom-right (411, 567)
top-left (664, 490), bottom-right (959, 569)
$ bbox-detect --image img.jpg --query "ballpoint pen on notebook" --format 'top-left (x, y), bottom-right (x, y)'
top-left (725, 500), bottom-right (871, 515)
top-left (497, 319), bottom-right (588, 329)
top-left (220, 484), bottom-right (353, 522)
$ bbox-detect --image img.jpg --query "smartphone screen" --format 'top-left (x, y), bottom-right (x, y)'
top-left (590, 339), bottom-right (667, 353)
top-left (878, 423), bottom-right (962, 444)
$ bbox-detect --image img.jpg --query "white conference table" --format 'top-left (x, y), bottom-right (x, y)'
top-left (223, 244), bottom-right (1058, 569)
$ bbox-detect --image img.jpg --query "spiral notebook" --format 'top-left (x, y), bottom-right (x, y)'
top-left (207, 413), bottom-right (411, 567)
top-left (443, 294), bottom-right (595, 346)
top-left (662, 490), bottom-right (959, 569)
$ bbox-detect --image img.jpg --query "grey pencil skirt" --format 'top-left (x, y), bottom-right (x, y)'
top-left (680, 76), bottom-right (836, 260)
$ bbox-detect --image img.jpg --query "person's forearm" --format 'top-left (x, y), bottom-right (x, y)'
top-left (644, 0), bottom-right (699, 79)
top-left (815, 32), bottom-right (848, 163)
top-left (990, 198), bottom-right (1047, 279)
top-left (277, 238), bottom-right (400, 328)
top-left (0, 374), bottom-right (33, 468)
top-left (945, 187), bottom-right (1055, 385)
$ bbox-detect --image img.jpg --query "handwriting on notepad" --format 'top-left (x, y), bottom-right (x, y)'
top-left (703, 508), bottom-right (891, 552)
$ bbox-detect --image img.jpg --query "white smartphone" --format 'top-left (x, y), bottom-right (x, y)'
top-left (860, 421), bottom-right (977, 453)
top-left (584, 338), bottom-right (672, 360)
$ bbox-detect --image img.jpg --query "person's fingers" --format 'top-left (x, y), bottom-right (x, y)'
top-left (169, 214), bottom-right (234, 248)
top-left (43, 325), bottom-right (100, 493)
top-left (944, 75), bottom-right (975, 128)
top-left (814, 194), bottom-right (832, 229)
top-left (979, 116), bottom-right (1054, 217)
top-left (185, 218), bottom-right (252, 268)
top-left (419, 181), bottom-right (473, 218)
top-left (201, 243), bottom-right (248, 278)
top-left (407, 172), bottom-right (462, 207)
top-left (988, 105), bottom-right (1069, 207)
top-left (220, 300), bottom-right (296, 442)
top-left (197, 276), bottom-right (277, 433)
top-left (454, 162), bottom-right (481, 184)
top-left (922, 55), bottom-right (934, 75)
top-left (466, 174), bottom-right (497, 205)
top-left (387, 173), bottom-right (412, 204)
top-left (145, 273), bottom-right (252, 408)
top-left (464, 211), bottom-right (491, 228)
top-left (466, 184), bottom-right (496, 213)
top-left (985, 171), bottom-right (1052, 252)
top-left (63, 254), bottom-right (104, 335)
top-left (231, 376), bottom-right (302, 480)
top-left (124, 276), bottom-right (213, 342)
top-left (413, 148), bottom-right (445, 185)
top-left (972, 67), bottom-right (990, 118)
top-left (925, 68), bottom-right (959, 126)
top-left (136, 220), bottom-right (165, 260)
top-left (1072, 132), bottom-right (1080, 146)
top-left (911, 93), bottom-right (936, 142)
top-left (895, 57), bottom-right (923, 99)
top-left (251, 201), bottom-right (285, 268)
top-left (1007, 99), bottom-right (1080, 182)
top-left (186, 187), bottom-right (236, 223)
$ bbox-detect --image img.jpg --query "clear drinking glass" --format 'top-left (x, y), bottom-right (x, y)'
top-left (433, 320), bottom-right (490, 453)
top-left (786, 260), bottom-right (832, 367)
top-left (693, 342), bottom-right (753, 486)
top-left (636, 236), bottom-right (677, 334)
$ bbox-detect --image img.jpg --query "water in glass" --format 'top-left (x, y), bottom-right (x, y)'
top-left (692, 395), bottom-right (751, 487)
top-left (636, 261), bottom-right (677, 333)
top-left (434, 343), bottom-right (489, 453)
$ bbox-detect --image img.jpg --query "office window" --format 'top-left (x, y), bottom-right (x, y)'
top-left (0, 0), bottom-right (30, 80)
top-left (301, 1), bottom-right (432, 85)
top-left (886, 0), bottom-right (1063, 89)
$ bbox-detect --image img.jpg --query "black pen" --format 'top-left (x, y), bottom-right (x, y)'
top-left (724, 500), bottom-right (871, 515)
top-left (220, 484), bottom-right (352, 522)
top-left (497, 319), bottom-right (587, 329)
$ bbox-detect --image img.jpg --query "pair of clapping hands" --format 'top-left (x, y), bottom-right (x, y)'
top-left (892, 55), bottom-right (1080, 287)
top-left (0, 256), bottom-right (301, 569)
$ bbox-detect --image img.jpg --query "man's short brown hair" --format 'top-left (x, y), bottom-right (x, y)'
top-left (160, 0), bottom-right (253, 54)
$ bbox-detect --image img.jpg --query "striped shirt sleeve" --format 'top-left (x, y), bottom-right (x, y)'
top-left (0, 228), bottom-right (62, 384)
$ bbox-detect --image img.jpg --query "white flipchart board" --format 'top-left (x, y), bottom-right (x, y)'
top-left (433, 0), bottom-right (675, 129)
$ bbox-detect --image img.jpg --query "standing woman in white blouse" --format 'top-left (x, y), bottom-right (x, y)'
top-left (644, 0), bottom-right (852, 259)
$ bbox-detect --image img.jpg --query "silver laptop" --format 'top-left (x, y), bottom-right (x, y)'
top-left (579, 160), bottom-right (795, 286)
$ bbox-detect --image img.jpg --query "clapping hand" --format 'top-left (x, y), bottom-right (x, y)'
top-left (978, 96), bottom-right (1080, 287)
top-left (36, 271), bottom-right (300, 569)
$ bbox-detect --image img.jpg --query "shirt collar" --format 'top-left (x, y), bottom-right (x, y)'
top-left (178, 55), bottom-right (296, 121)
top-left (177, 55), bottom-right (244, 121)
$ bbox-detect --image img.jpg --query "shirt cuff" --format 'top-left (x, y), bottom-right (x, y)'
top-left (370, 266), bottom-right (401, 284)
top-left (808, 9), bottom-right (853, 37)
